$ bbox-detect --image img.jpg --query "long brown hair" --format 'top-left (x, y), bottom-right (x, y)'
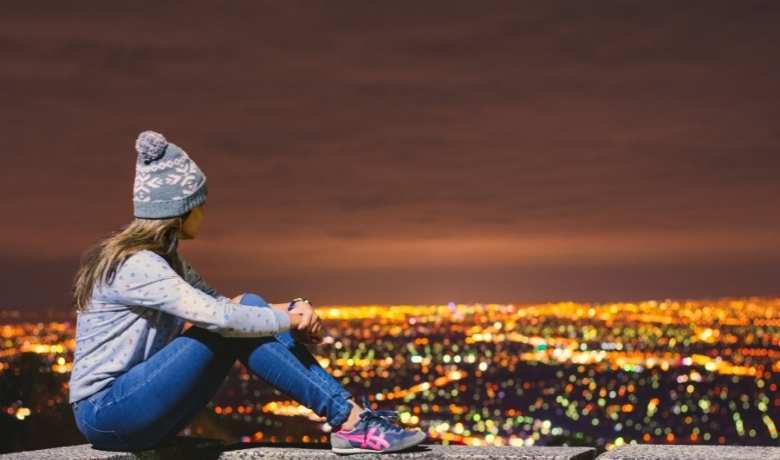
top-left (71, 212), bottom-right (191, 311)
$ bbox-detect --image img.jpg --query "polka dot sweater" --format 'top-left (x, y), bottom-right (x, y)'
top-left (68, 249), bottom-right (291, 404)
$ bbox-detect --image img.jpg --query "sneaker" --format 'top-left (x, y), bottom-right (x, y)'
top-left (330, 408), bottom-right (426, 454)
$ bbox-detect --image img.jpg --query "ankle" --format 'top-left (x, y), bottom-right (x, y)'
top-left (339, 400), bottom-right (363, 431)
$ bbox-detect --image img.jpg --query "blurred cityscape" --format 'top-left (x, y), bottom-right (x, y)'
top-left (1, 297), bottom-right (779, 454)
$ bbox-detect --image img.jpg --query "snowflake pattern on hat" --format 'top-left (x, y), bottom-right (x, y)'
top-left (132, 131), bottom-right (207, 217)
top-left (133, 171), bottom-right (163, 202)
top-left (134, 156), bottom-right (205, 202)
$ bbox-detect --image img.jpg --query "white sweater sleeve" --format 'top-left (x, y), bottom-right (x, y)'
top-left (105, 250), bottom-right (290, 337)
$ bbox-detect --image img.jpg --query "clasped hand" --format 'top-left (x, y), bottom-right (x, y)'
top-left (288, 301), bottom-right (324, 344)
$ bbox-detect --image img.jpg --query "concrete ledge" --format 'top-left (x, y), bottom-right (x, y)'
top-left (216, 445), bottom-right (596, 460)
top-left (596, 445), bottom-right (780, 460)
top-left (7, 442), bottom-right (780, 460)
top-left (0, 437), bottom-right (225, 460)
top-left (7, 441), bottom-right (780, 460)
top-left (0, 439), bottom-right (596, 460)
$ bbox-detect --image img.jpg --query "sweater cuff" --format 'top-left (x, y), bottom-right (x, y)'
top-left (271, 308), bottom-right (291, 332)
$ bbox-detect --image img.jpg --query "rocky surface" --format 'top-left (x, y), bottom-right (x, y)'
top-left (0, 440), bottom-right (595, 460)
top-left (596, 444), bottom-right (780, 460)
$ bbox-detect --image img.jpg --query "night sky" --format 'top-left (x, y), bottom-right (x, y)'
top-left (2, 1), bottom-right (779, 310)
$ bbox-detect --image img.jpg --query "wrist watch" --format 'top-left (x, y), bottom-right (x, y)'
top-left (288, 297), bottom-right (311, 310)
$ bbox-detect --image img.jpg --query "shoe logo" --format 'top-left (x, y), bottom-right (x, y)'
top-left (337, 427), bottom-right (390, 450)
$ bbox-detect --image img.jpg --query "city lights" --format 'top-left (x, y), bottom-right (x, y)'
top-left (2, 297), bottom-right (778, 450)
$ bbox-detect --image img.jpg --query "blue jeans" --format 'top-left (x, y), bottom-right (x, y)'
top-left (71, 293), bottom-right (354, 451)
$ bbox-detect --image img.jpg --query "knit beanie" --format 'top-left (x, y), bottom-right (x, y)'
top-left (132, 130), bottom-right (208, 219)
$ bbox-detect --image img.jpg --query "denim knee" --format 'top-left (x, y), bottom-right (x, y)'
top-left (238, 293), bottom-right (293, 343)
top-left (238, 292), bottom-right (270, 308)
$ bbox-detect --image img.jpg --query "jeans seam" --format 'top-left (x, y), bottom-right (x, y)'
top-left (99, 337), bottom-right (197, 411)
top-left (260, 342), bottom-right (353, 426)
top-left (76, 401), bottom-right (129, 446)
top-left (285, 342), bottom-right (346, 399)
top-left (320, 375), bottom-right (353, 401)
top-left (81, 416), bottom-right (123, 436)
top-left (263, 343), bottom-right (330, 400)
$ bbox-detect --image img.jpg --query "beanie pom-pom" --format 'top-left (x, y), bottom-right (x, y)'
top-left (135, 130), bottom-right (168, 163)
